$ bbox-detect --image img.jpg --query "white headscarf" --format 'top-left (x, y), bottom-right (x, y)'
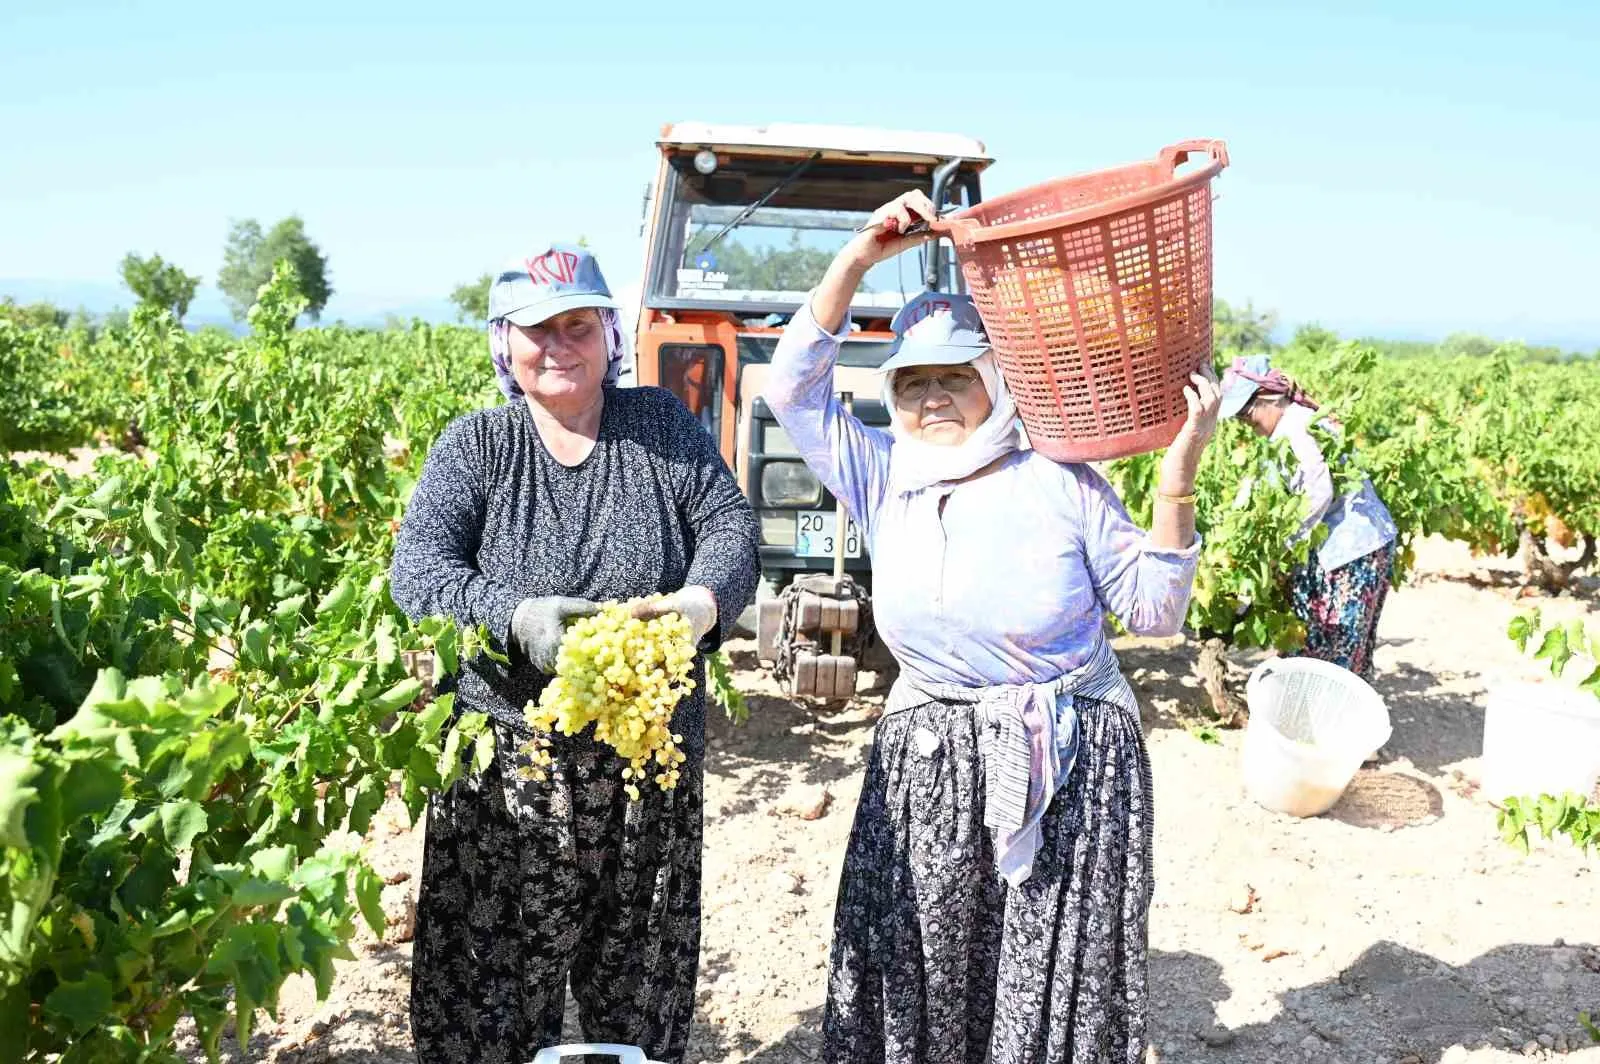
top-left (882, 350), bottom-right (1023, 493)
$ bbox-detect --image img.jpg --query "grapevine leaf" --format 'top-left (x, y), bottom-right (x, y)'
top-left (151, 908), bottom-right (196, 938)
top-left (60, 756), bottom-right (123, 825)
top-left (241, 621), bottom-right (270, 665)
top-left (333, 667), bottom-right (370, 711)
top-left (231, 876), bottom-right (296, 909)
top-left (1, 979), bottom-right (27, 1064)
top-left (274, 594), bottom-right (307, 622)
top-left (315, 578), bottom-right (355, 619)
top-left (87, 474), bottom-right (125, 510)
top-left (355, 863), bottom-right (385, 939)
top-left (471, 726), bottom-right (495, 776)
top-left (434, 622), bottom-right (459, 677)
top-left (378, 719), bottom-right (418, 769)
top-left (158, 798), bottom-right (208, 851)
top-left (0, 750), bottom-right (46, 850)
top-left (249, 844), bottom-right (296, 881)
top-left (43, 972), bottom-right (114, 1034)
top-left (1580, 665), bottom-right (1600, 699)
top-left (1536, 794), bottom-right (1563, 838)
top-left (188, 1000), bottom-right (229, 1064)
top-left (1533, 627), bottom-right (1572, 677)
top-left (374, 618), bottom-right (399, 670)
top-left (437, 726), bottom-right (465, 782)
top-left (1563, 619), bottom-right (1587, 648)
top-left (1507, 612), bottom-right (1536, 652)
top-left (347, 776), bottom-right (386, 836)
top-left (406, 746), bottom-right (442, 793)
top-left (142, 494), bottom-right (171, 550)
top-left (371, 678), bottom-right (423, 714)
top-left (89, 797), bottom-right (137, 847)
top-left (414, 693), bottom-right (453, 744)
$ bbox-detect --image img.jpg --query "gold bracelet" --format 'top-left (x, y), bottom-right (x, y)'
top-left (1159, 491), bottom-right (1198, 506)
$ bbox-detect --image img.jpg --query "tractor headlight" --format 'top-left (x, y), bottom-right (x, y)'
top-left (760, 461), bottom-right (822, 507)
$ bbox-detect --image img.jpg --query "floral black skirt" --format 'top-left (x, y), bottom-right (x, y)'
top-left (1290, 541), bottom-right (1398, 682)
top-left (410, 721), bottom-right (703, 1064)
top-left (822, 693), bottom-right (1156, 1064)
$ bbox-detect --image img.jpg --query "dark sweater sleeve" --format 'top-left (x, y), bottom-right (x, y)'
top-left (389, 416), bottom-right (524, 645)
top-left (664, 398), bottom-right (760, 650)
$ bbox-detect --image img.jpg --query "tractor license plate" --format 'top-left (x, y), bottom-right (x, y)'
top-left (794, 511), bottom-right (862, 559)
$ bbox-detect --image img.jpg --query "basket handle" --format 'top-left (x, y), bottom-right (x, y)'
top-left (1158, 139), bottom-right (1230, 176)
top-left (932, 139), bottom-right (1229, 248)
top-left (929, 215), bottom-right (982, 248)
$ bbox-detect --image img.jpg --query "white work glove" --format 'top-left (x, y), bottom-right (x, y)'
top-left (510, 595), bottom-right (601, 673)
top-left (631, 586), bottom-right (718, 646)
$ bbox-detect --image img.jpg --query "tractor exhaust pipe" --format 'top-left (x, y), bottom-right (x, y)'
top-left (925, 156), bottom-right (965, 291)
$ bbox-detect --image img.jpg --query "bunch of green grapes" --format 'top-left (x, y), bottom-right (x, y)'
top-left (524, 599), bottom-right (697, 799)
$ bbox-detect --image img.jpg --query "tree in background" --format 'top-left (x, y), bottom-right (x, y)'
top-left (1212, 298), bottom-right (1278, 356)
top-left (217, 216), bottom-right (333, 323)
top-left (449, 273), bottom-right (492, 323)
top-left (1438, 332), bottom-right (1498, 359)
top-left (1291, 323), bottom-right (1339, 354)
top-left (0, 298), bottom-right (69, 329)
top-left (119, 252), bottom-right (200, 322)
top-left (687, 228), bottom-right (837, 292)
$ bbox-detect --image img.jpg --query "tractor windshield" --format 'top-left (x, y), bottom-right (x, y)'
top-left (645, 153), bottom-right (978, 320)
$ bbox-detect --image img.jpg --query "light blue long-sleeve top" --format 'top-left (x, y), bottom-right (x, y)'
top-left (763, 299), bottom-right (1202, 688)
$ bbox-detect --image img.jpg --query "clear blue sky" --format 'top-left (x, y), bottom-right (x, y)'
top-left (2, 0), bottom-right (1596, 346)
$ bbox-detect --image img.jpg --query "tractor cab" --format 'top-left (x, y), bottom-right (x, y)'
top-left (632, 122), bottom-right (992, 695)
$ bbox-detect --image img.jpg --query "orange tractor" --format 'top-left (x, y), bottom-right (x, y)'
top-left (627, 122), bottom-right (992, 698)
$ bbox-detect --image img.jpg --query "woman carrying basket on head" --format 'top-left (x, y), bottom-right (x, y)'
top-left (1219, 355), bottom-right (1399, 682)
top-left (390, 244), bottom-right (759, 1064)
top-left (762, 191), bottom-right (1223, 1064)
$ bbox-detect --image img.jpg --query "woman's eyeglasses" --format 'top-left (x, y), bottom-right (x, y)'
top-left (893, 370), bottom-right (981, 402)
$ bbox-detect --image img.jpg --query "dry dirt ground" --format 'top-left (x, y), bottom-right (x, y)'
top-left (161, 537), bottom-right (1599, 1064)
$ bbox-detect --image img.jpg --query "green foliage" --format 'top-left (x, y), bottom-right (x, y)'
top-left (118, 254), bottom-right (200, 323)
top-left (1498, 792), bottom-right (1600, 855)
top-left (1507, 610), bottom-right (1600, 694)
top-left (217, 216), bottom-right (333, 324)
top-left (1359, 332), bottom-right (1588, 364)
top-left (1496, 609), bottom-right (1600, 855)
top-left (707, 650), bottom-right (748, 726)
top-left (0, 277), bottom-right (506, 1063)
top-left (449, 272), bottom-right (492, 324)
top-left (1107, 327), bottom-right (1597, 664)
top-left (0, 300), bottom-right (69, 331)
top-left (1111, 426), bottom-right (1314, 652)
top-left (0, 317), bottom-right (118, 452)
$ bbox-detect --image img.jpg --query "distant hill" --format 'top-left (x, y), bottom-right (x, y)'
top-left (2, 277), bottom-right (1594, 351)
top-left (0, 278), bottom-right (463, 331)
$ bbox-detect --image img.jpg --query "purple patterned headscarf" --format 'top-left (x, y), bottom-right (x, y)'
top-left (488, 307), bottom-right (628, 401)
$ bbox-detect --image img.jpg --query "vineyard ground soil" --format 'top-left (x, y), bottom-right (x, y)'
top-left (177, 538), bottom-right (1600, 1064)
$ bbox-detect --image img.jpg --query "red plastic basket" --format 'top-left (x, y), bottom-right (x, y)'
top-left (935, 139), bottom-right (1229, 463)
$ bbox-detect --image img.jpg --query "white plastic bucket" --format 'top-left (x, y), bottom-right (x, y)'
top-left (1242, 657), bottom-right (1393, 818)
top-left (532, 1048), bottom-right (662, 1064)
top-left (1481, 680), bottom-right (1600, 804)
